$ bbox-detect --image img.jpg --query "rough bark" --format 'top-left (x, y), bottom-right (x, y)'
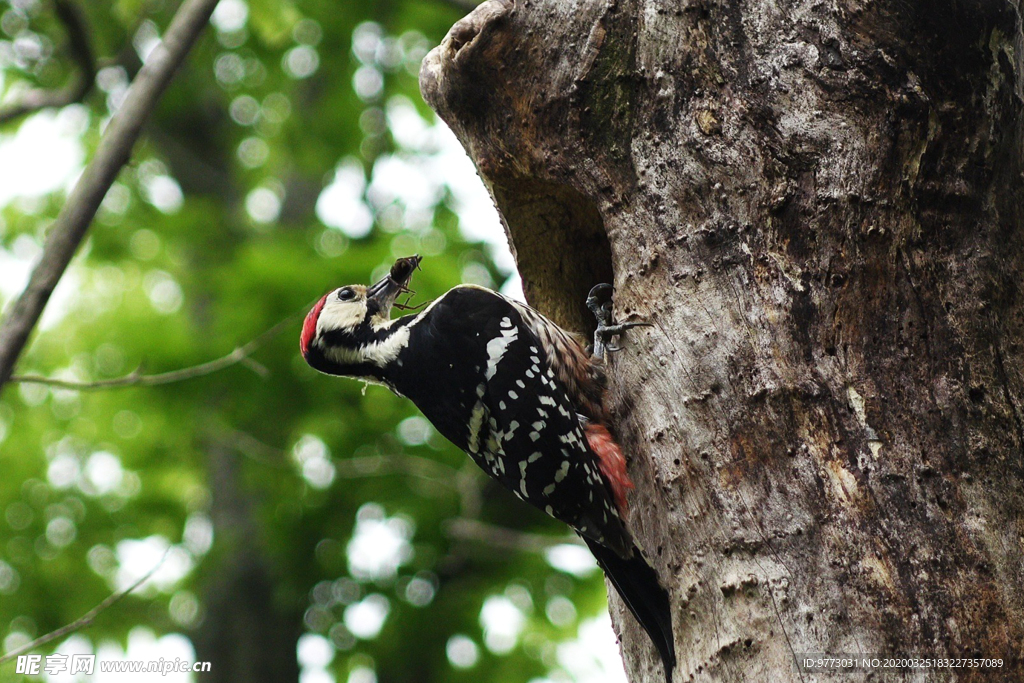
top-left (422, 1), bottom-right (1024, 681)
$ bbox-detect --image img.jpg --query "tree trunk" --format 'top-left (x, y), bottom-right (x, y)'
top-left (192, 445), bottom-right (302, 683)
top-left (421, 1), bottom-right (1024, 681)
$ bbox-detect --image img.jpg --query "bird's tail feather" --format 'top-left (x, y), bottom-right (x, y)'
top-left (584, 538), bottom-right (676, 683)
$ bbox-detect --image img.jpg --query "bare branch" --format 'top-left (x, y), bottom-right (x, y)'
top-left (229, 429), bottom-right (566, 551)
top-left (0, 0), bottom-right (97, 126)
top-left (229, 432), bottom-right (562, 552)
top-left (445, 517), bottom-right (584, 553)
top-left (0, 0), bottom-right (222, 396)
top-left (225, 429), bottom-right (291, 466)
top-left (333, 453), bottom-right (461, 483)
top-left (9, 314), bottom-right (295, 391)
top-left (227, 428), bottom-right (462, 484)
top-left (0, 552), bottom-right (167, 663)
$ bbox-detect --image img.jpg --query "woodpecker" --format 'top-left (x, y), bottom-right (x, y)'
top-left (301, 255), bottom-right (675, 681)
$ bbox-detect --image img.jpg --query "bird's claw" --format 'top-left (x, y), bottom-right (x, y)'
top-left (586, 283), bottom-right (615, 328)
top-left (587, 283), bottom-right (650, 359)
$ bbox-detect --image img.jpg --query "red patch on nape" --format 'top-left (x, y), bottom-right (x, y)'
top-left (585, 423), bottom-right (634, 518)
top-left (300, 294), bottom-right (329, 357)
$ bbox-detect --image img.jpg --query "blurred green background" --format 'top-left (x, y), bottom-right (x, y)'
top-left (0, 0), bottom-right (626, 682)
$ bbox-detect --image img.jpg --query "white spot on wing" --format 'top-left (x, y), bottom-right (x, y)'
top-left (484, 320), bottom-right (519, 381)
top-left (467, 402), bottom-right (486, 454)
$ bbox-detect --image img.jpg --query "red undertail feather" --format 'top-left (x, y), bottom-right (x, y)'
top-left (301, 294), bottom-right (328, 356)
top-left (585, 423), bottom-right (633, 518)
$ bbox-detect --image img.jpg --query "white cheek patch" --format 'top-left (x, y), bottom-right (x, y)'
top-left (317, 300), bottom-right (367, 337)
top-left (316, 299), bottom-right (412, 368)
top-left (323, 325), bottom-right (412, 367)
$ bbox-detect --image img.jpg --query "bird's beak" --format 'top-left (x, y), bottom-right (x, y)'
top-left (367, 254), bottom-right (422, 315)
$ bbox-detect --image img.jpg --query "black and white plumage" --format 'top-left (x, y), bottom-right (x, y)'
top-left (301, 256), bottom-right (675, 681)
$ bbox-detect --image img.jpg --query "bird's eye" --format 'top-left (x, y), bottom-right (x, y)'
top-left (338, 288), bottom-right (356, 302)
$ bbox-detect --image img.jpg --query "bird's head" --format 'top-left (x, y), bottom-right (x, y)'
top-left (301, 255), bottom-right (421, 372)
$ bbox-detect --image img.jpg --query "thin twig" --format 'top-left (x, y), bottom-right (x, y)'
top-left (334, 453), bottom-right (461, 483)
top-left (0, 0), bottom-right (222, 396)
top-left (9, 315), bottom-right (294, 390)
top-left (235, 434), bottom-right (566, 550)
top-left (0, 0), bottom-right (97, 126)
top-left (0, 551), bottom-right (168, 664)
top-left (227, 428), bottom-right (462, 484)
top-left (445, 517), bottom-right (584, 552)
top-left (225, 429), bottom-right (290, 466)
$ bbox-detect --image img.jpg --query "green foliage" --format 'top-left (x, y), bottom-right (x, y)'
top-left (0, 1), bottom-right (618, 682)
